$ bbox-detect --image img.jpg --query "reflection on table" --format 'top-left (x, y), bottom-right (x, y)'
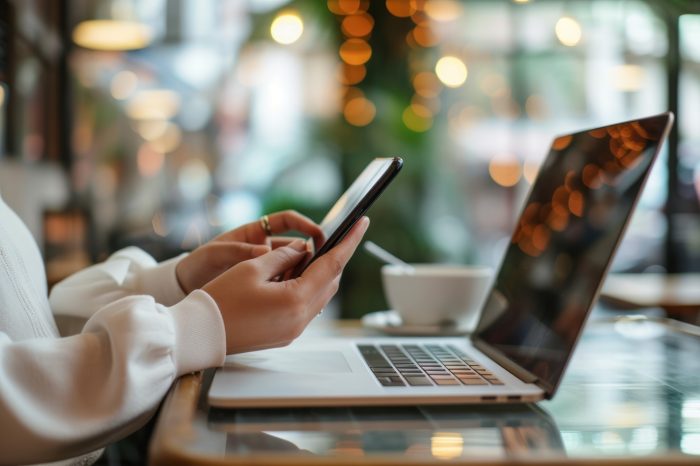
top-left (210, 404), bottom-right (562, 460)
top-left (149, 313), bottom-right (700, 465)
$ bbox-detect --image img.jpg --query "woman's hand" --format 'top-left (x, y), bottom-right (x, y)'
top-left (203, 217), bottom-right (369, 354)
top-left (176, 210), bottom-right (324, 294)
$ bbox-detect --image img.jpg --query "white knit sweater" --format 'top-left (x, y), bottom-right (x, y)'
top-left (0, 195), bottom-right (226, 465)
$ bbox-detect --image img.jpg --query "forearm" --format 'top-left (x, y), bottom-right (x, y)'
top-left (0, 290), bottom-right (224, 465)
top-left (49, 247), bottom-right (188, 321)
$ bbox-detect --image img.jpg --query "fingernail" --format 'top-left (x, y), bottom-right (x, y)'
top-left (359, 216), bottom-right (370, 231)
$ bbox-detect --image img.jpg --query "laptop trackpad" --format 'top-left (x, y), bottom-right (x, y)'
top-left (224, 350), bottom-right (352, 374)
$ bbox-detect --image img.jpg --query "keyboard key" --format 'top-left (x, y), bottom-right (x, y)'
top-left (459, 378), bottom-right (488, 385)
top-left (433, 379), bottom-right (460, 385)
top-left (405, 376), bottom-right (433, 386)
top-left (377, 376), bottom-right (406, 387)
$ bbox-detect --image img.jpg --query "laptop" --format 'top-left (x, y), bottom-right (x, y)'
top-left (209, 112), bottom-right (674, 408)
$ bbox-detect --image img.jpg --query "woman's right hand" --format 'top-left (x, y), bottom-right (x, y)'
top-left (203, 217), bottom-right (370, 354)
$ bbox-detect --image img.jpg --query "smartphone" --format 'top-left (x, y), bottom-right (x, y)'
top-left (292, 156), bottom-right (403, 277)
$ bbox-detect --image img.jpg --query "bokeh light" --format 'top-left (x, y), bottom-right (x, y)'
top-left (435, 56), bottom-right (468, 87)
top-left (110, 70), bottom-right (138, 100)
top-left (341, 13), bottom-right (374, 37)
top-left (424, 0), bottom-right (462, 22)
top-left (386, 0), bottom-right (418, 18)
top-left (413, 71), bottom-right (441, 98)
top-left (270, 12), bottom-right (304, 45)
top-left (555, 16), bottom-right (582, 47)
top-left (402, 103), bottom-right (433, 132)
top-left (339, 38), bottom-right (372, 65)
top-left (126, 89), bottom-right (181, 120)
top-left (73, 20), bottom-right (152, 51)
top-left (328, 0), bottom-right (363, 15)
top-left (338, 63), bottom-right (367, 85)
top-left (489, 158), bottom-right (522, 187)
top-left (344, 95), bottom-right (376, 126)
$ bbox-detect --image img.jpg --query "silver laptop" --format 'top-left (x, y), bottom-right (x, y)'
top-left (209, 112), bottom-right (673, 408)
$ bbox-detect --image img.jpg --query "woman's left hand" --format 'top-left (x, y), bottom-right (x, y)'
top-left (175, 210), bottom-right (323, 294)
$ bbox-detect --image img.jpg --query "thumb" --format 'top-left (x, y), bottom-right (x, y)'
top-left (253, 240), bottom-right (308, 278)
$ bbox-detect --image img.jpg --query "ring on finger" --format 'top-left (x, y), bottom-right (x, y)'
top-left (259, 214), bottom-right (272, 236)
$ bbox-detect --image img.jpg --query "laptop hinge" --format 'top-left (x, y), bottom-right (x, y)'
top-left (473, 339), bottom-right (541, 386)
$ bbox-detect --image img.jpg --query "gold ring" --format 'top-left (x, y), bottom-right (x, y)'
top-left (259, 215), bottom-right (272, 236)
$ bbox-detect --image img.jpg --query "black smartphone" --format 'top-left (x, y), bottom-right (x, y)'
top-left (291, 156), bottom-right (403, 277)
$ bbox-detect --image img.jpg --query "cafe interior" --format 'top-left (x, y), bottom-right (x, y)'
top-left (1, 0), bottom-right (700, 464)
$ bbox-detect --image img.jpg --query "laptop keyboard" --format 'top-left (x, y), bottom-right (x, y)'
top-left (358, 344), bottom-right (504, 387)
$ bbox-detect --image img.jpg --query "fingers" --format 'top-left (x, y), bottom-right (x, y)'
top-left (300, 217), bottom-right (369, 292)
top-left (208, 241), bottom-right (271, 263)
top-left (270, 236), bottom-right (309, 250)
top-left (217, 210), bottom-right (324, 246)
top-left (267, 211), bottom-right (324, 245)
top-left (251, 240), bottom-right (309, 280)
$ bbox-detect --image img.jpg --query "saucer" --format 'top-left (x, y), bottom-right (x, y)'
top-left (361, 310), bottom-right (472, 336)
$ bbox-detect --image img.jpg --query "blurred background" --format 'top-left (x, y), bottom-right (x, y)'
top-left (1, 0), bottom-right (699, 318)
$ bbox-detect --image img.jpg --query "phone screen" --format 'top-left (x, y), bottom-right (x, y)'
top-left (292, 157), bottom-right (403, 277)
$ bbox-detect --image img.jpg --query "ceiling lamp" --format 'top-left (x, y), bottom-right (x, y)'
top-left (73, 19), bottom-right (152, 51)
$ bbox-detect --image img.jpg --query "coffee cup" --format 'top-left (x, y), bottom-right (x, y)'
top-left (381, 264), bottom-right (493, 329)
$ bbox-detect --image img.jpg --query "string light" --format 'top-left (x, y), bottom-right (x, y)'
top-left (339, 38), bottom-right (372, 65)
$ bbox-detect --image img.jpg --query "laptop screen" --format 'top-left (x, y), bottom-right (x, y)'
top-left (473, 113), bottom-right (673, 396)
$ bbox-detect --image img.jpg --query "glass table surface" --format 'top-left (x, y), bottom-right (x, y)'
top-left (149, 314), bottom-right (700, 465)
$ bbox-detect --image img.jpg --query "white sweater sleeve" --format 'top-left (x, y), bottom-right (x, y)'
top-left (0, 290), bottom-right (226, 465)
top-left (49, 246), bottom-right (189, 320)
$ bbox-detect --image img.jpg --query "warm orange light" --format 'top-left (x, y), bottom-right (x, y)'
top-left (547, 210), bottom-right (569, 232)
top-left (411, 25), bottom-right (438, 47)
top-left (589, 128), bottom-right (607, 139)
top-left (489, 159), bottom-right (522, 187)
top-left (344, 96), bottom-right (376, 126)
top-left (339, 38), bottom-right (372, 65)
top-left (552, 186), bottom-right (570, 214)
top-left (568, 190), bottom-right (584, 217)
top-left (411, 10), bottom-right (430, 26)
top-left (328, 0), bottom-right (363, 15)
top-left (413, 71), bottom-right (441, 98)
top-left (552, 135), bottom-right (572, 151)
top-left (386, 0), bottom-right (417, 18)
top-left (338, 63), bottom-right (367, 85)
top-left (532, 225), bottom-right (550, 251)
top-left (341, 13), bottom-right (374, 37)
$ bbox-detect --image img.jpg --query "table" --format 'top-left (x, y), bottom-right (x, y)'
top-left (148, 312), bottom-right (700, 465)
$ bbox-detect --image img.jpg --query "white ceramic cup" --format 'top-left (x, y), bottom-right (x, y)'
top-left (381, 264), bottom-right (493, 329)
